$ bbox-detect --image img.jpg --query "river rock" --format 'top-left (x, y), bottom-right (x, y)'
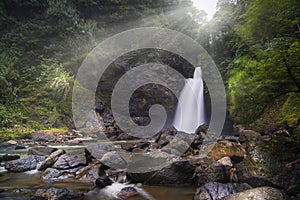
top-left (37, 149), bottom-right (65, 171)
top-left (194, 156), bottom-right (232, 186)
top-left (222, 186), bottom-right (287, 200)
top-left (35, 187), bottom-right (84, 200)
top-left (100, 151), bottom-right (127, 169)
top-left (127, 160), bottom-right (195, 185)
top-left (41, 168), bottom-right (75, 182)
top-left (95, 175), bottom-right (113, 188)
top-left (194, 182), bottom-right (252, 200)
top-left (75, 160), bottom-right (103, 183)
top-left (53, 150), bottom-right (90, 170)
top-left (28, 146), bottom-right (58, 156)
top-left (207, 140), bottom-right (245, 163)
top-left (86, 143), bottom-right (121, 160)
top-left (0, 154), bottom-right (20, 162)
top-left (0, 140), bottom-right (26, 152)
top-left (4, 155), bottom-right (45, 172)
top-left (117, 187), bottom-right (139, 199)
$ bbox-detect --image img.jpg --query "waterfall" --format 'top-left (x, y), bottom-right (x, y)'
top-left (173, 67), bottom-right (206, 133)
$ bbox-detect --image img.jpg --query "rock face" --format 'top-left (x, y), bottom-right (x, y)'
top-left (4, 155), bottom-right (45, 172)
top-left (194, 182), bottom-right (252, 200)
top-left (222, 186), bottom-right (287, 200)
top-left (28, 146), bottom-right (58, 156)
top-left (235, 132), bottom-right (298, 190)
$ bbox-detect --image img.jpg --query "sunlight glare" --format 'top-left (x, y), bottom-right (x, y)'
top-left (191, 0), bottom-right (218, 20)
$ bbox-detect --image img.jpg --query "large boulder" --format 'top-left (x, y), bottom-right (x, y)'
top-left (207, 140), bottom-right (245, 163)
top-left (194, 156), bottom-right (232, 186)
top-left (100, 151), bottom-right (127, 169)
top-left (4, 155), bottom-right (45, 172)
top-left (222, 186), bottom-right (287, 200)
top-left (235, 132), bottom-right (299, 190)
top-left (37, 149), bottom-right (65, 171)
top-left (127, 160), bottom-right (195, 185)
top-left (53, 150), bottom-right (90, 170)
top-left (194, 182), bottom-right (252, 200)
top-left (28, 146), bottom-right (58, 156)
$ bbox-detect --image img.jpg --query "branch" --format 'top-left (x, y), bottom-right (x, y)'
top-left (273, 90), bottom-right (300, 99)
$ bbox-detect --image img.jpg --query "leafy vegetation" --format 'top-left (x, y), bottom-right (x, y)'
top-left (0, 0), bottom-right (299, 141)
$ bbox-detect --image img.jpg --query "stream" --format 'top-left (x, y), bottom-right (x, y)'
top-left (0, 142), bottom-right (196, 200)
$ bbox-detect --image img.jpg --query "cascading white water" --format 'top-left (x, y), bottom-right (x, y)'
top-left (173, 67), bottom-right (206, 133)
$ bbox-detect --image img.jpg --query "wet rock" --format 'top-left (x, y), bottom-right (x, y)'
top-left (37, 149), bottom-right (65, 171)
top-left (4, 155), bottom-right (45, 172)
top-left (75, 160), bottom-right (103, 183)
top-left (117, 187), bottom-right (138, 199)
top-left (0, 140), bottom-right (26, 152)
top-left (100, 151), bottom-right (127, 169)
top-left (95, 175), bottom-right (113, 188)
top-left (86, 143), bottom-right (121, 160)
top-left (53, 151), bottom-right (90, 170)
top-left (41, 168), bottom-right (74, 183)
top-left (194, 182), bottom-right (252, 200)
top-left (194, 156), bottom-right (232, 186)
top-left (127, 160), bottom-right (195, 185)
top-left (28, 146), bottom-right (58, 156)
top-left (207, 140), bottom-right (245, 163)
top-left (0, 154), bottom-right (20, 162)
top-left (35, 187), bottom-right (84, 200)
top-left (222, 186), bottom-right (287, 200)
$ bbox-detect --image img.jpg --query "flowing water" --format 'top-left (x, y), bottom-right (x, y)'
top-left (0, 144), bottom-right (196, 200)
top-left (173, 67), bottom-right (206, 133)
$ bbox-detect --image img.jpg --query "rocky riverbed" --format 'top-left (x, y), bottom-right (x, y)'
top-left (0, 126), bottom-right (299, 200)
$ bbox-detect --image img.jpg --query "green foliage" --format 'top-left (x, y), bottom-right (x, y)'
top-left (0, 127), bottom-right (33, 143)
top-left (280, 93), bottom-right (300, 126)
top-left (226, 0), bottom-right (300, 127)
top-left (0, 53), bottom-right (19, 104)
top-left (0, 104), bottom-right (22, 128)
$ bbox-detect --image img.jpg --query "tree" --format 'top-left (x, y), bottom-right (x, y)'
top-left (227, 0), bottom-right (300, 126)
